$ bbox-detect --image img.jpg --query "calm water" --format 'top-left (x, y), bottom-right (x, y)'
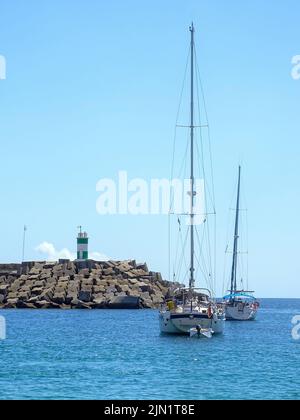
top-left (0, 299), bottom-right (299, 400)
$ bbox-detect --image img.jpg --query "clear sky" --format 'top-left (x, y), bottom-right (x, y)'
top-left (0, 0), bottom-right (299, 297)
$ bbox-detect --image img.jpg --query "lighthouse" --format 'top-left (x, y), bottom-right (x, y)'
top-left (77, 227), bottom-right (89, 260)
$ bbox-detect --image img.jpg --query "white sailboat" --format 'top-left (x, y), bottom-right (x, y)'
top-left (159, 24), bottom-right (225, 337)
top-left (223, 166), bottom-right (260, 321)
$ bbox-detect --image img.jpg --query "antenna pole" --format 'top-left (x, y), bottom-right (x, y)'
top-left (189, 23), bottom-right (195, 291)
top-left (22, 225), bottom-right (27, 263)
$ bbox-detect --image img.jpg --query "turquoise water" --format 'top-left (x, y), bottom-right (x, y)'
top-left (0, 299), bottom-right (299, 400)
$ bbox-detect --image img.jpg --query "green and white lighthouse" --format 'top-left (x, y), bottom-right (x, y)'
top-left (77, 226), bottom-right (89, 260)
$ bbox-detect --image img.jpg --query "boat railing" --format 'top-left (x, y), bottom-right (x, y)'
top-left (173, 287), bottom-right (212, 298)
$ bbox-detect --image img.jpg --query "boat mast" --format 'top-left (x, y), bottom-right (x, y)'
top-left (189, 23), bottom-right (195, 291)
top-left (230, 166), bottom-right (241, 297)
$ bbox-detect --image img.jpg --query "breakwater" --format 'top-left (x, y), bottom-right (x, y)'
top-left (0, 260), bottom-right (178, 309)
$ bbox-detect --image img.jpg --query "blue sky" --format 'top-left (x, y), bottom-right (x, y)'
top-left (0, 0), bottom-right (299, 297)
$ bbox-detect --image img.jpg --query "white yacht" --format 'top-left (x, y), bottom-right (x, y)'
top-left (223, 167), bottom-right (260, 321)
top-left (160, 288), bottom-right (225, 337)
top-left (159, 24), bottom-right (225, 337)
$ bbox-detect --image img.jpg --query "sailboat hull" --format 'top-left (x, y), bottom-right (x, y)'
top-left (225, 304), bottom-right (258, 321)
top-left (159, 311), bottom-right (225, 335)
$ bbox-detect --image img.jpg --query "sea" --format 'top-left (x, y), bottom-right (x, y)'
top-left (0, 299), bottom-right (299, 400)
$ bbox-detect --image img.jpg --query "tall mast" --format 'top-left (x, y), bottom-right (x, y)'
top-left (189, 23), bottom-right (195, 291)
top-left (230, 166), bottom-right (241, 296)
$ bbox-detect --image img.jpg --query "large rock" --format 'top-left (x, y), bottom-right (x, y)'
top-left (31, 287), bottom-right (44, 297)
top-left (29, 268), bottom-right (41, 276)
top-left (0, 259), bottom-right (178, 310)
top-left (40, 271), bottom-right (52, 280)
top-left (17, 301), bottom-right (37, 309)
top-left (39, 288), bottom-right (54, 302)
top-left (93, 296), bottom-right (106, 308)
top-left (78, 290), bottom-right (92, 303)
top-left (5, 298), bottom-right (19, 308)
top-left (139, 283), bottom-right (151, 293)
top-left (107, 296), bottom-right (140, 309)
top-left (65, 293), bottom-right (78, 305)
top-left (35, 300), bottom-right (52, 309)
top-left (52, 293), bottom-right (66, 304)
top-left (18, 291), bottom-right (31, 301)
top-left (107, 286), bottom-right (117, 294)
top-left (0, 284), bottom-right (9, 296)
top-left (7, 292), bottom-right (19, 300)
top-left (93, 285), bottom-right (106, 294)
top-left (71, 299), bottom-right (92, 310)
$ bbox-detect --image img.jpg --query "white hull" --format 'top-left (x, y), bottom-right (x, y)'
top-left (225, 304), bottom-right (257, 321)
top-left (159, 311), bottom-right (225, 335)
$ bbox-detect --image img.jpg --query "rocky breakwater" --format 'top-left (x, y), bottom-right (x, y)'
top-left (0, 260), bottom-right (179, 310)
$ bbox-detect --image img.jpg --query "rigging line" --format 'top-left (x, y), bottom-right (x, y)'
top-left (168, 139), bottom-right (189, 214)
top-left (194, 49), bottom-right (218, 289)
top-left (194, 77), bottom-right (214, 209)
top-left (193, 227), bottom-right (206, 284)
top-left (204, 224), bottom-right (215, 293)
top-left (179, 137), bottom-right (190, 180)
top-left (240, 178), bottom-right (250, 290)
top-left (173, 223), bottom-right (183, 281)
top-left (170, 47), bottom-right (191, 184)
top-left (200, 218), bottom-right (212, 284)
top-left (194, 64), bottom-right (213, 208)
top-left (206, 223), bottom-right (214, 292)
top-left (195, 226), bottom-right (211, 287)
top-left (168, 215), bottom-right (171, 282)
top-left (237, 257), bottom-right (243, 290)
top-left (176, 227), bottom-right (190, 285)
top-left (182, 268), bottom-right (190, 286)
top-left (223, 204), bottom-right (235, 295)
top-left (222, 252), bottom-right (228, 296)
top-left (173, 218), bottom-right (183, 280)
top-left (195, 139), bottom-right (217, 292)
top-left (193, 114), bottom-right (215, 290)
top-left (194, 243), bottom-right (201, 283)
top-left (195, 121), bottom-right (214, 217)
top-left (194, 127), bottom-right (215, 211)
top-left (193, 109), bottom-right (215, 279)
top-left (194, 234), bottom-right (208, 284)
top-left (194, 251), bottom-right (210, 288)
top-left (169, 48), bottom-right (191, 282)
top-left (168, 135), bottom-right (189, 283)
top-left (176, 124), bottom-right (209, 128)
top-left (204, 207), bottom-right (214, 281)
top-left (223, 179), bottom-right (240, 289)
top-left (240, 209), bottom-right (245, 284)
top-left (213, 213), bottom-right (217, 294)
top-left (175, 49), bottom-right (191, 130)
top-left (194, 103), bottom-right (217, 292)
top-left (180, 227), bottom-right (190, 284)
top-left (195, 50), bottom-right (216, 209)
top-left (246, 201), bottom-right (249, 291)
